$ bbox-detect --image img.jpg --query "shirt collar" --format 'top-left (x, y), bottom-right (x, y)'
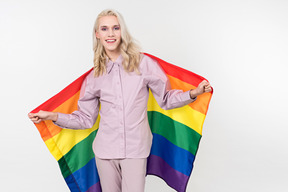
top-left (106, 54), bottom-right (124, 74)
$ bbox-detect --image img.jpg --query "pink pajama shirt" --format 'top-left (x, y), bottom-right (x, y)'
top-left (54, 54), bottom-right (195, 159)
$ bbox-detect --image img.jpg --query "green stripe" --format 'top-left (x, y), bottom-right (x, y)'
top-left (58, 130), bottom-right (97, 178)
top-left (57, 111), bottom-right (201, 178)
top-left (148, 111), bottom-right (201, 156)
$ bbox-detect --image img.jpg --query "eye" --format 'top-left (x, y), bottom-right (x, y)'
top-left (101, 27), bottom-right (107, 31)
top-left (114, 26), bottom-right (120, 30)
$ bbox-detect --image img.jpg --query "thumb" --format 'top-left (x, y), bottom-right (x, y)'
top-left (28, 113), bottom-right (36, 118)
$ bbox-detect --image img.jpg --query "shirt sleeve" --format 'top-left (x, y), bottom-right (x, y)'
top-left (54, 73), bottom-right (100, 129)
top-left (146, 57), bottom-right (196, 110)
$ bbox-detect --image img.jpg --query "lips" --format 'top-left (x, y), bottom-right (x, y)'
top-left (106, 39), bottom-right (116, 43)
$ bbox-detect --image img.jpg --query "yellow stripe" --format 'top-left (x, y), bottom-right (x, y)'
top-left (44, 138), bottom-right (63, 161)
top-left (43, 76), bottom-right (206, 160)
top-left (44, 116), bottom-right (100, 161)
top-left (147, 91), bottom-right (205, 135)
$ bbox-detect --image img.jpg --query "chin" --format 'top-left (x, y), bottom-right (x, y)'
top-left (106, 45), bottom-right (121, 52)
top-left (106, 47), bottom-right (119, 52)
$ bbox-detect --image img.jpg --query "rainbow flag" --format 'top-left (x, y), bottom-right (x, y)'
top-left (30, 53), bottom-right (213, 192)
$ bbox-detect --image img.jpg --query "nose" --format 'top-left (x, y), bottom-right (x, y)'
top-left (108, 28), bottom-right (115, 37)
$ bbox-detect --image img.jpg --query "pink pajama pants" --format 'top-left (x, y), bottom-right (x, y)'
top-left (95, 157), bottom-right (147, 192)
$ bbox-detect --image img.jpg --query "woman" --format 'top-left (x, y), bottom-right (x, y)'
top-left (29, 9), bottom-right (212, 192)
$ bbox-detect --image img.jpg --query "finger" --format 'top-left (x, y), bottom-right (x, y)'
top-left (202, 81), bottom-right (210, 87)
top-left (205, 85), bottom-right (211, 89)
top-left (28, 113), bottom-right (34, 118)
top-left (32, 117), bottom-right (42, 124)
top-left (205, 85), bottom-right (212, 89)
top-left (205, 87), bottom-right (212, 92)
top-left (30, 117), bottom-right (39, 121)
top-left (29, 113), bottom-right (39, 119)
top-left (30, 117), bottom-right (36, 121)
top-left (200, 80), bottom-right (207, 86)
top-left (34, 119), bottom-right (42, 124)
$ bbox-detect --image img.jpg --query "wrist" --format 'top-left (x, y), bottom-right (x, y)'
top-left (49, 112), bottom-right (58, 122)
top-left (189, 89), bottom-right (198, 99)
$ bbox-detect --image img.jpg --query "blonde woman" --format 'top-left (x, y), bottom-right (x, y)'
top-left (29, 9), bottom-right (211, 192)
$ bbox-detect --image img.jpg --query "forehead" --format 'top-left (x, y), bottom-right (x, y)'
top-left (98, 16), bottom-right (119, 27)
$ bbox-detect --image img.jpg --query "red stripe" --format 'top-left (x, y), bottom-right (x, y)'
top-left (144, 53), bottom-right (209, 88)
top-left (31, 53), bottom-right (212, 115)
top-left (30, 69), bottom-right (93, 113)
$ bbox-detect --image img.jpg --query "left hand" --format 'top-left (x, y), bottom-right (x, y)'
top-left (28, 110), bottom-right (58, 124)
top-left (190, 80), bottom-right (212, 98)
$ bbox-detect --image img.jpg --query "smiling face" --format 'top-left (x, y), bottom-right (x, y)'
top-left (96, 16), bottom-right (121, 58)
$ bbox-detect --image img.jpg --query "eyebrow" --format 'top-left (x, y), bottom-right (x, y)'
top-left (100, 25), bottom-right (120, 28)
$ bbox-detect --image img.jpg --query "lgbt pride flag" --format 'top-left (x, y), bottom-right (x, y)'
top-left (30, 53), bottom-right (213, 192)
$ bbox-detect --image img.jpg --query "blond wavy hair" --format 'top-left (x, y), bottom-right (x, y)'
top-left (92, 9), bottom-right (141, 77)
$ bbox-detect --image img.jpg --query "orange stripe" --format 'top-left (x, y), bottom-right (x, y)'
top-left (168, 75), bottom-right (196, 90)
top-left (42, 122), bottom-right (62, 142)
top-left (35, 122), bottom-right (51, 141)
top-left (52, 91), bottom-right (80, 114)
top-left (37, 74), bottom-right (211, 141)
top-left (38, 91), bottom-right (81, 141)
top-left (168, 75), bottom-right (212, 115)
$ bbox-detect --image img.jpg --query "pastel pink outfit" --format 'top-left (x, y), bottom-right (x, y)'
top-left (95, 157), bottom-right (147, 192)
top-left (54, 54), bottom-right (195, 159)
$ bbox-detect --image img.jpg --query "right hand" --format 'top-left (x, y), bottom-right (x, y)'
top-left (190, 80), bottom-right (212, 98)
top-left (28, 110), bottom-right (58, 124)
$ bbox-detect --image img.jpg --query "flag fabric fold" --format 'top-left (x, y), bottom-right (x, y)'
top-left (31, 53), bottom-right (213, 192)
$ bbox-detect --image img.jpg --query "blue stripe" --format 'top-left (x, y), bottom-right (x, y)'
top-left (65, 174), bottom-right (81, 192)
top-left (65, 158), bottom-right (100, 192)
top-left (150, 133), bottom-right (195, 176)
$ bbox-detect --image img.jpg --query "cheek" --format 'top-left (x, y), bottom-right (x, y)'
top-left (115, 31), bottom-right (121, 38)
top-left (97, 31), bottom-right (106, 39)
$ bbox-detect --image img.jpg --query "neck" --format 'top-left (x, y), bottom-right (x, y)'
top-left (106, 50), bottom-right (121, 62)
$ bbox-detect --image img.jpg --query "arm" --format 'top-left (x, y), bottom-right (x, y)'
top-left (147, 58), bottom-right (195, 110)
top-left (147, 58), bottom-right (212, 110)
top-left (54, 94), bottom-right (99, 129)
top-left (28, 73), bottom-right (100, 129)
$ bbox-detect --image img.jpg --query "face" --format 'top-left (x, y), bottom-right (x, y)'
top-left (96, 16), bottom-right (121, 56)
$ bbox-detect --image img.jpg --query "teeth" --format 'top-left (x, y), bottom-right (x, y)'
top-left (106, 40), bottom-right (116, 42)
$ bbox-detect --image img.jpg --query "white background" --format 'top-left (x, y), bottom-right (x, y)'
top-left (1, 0), bottom-right (288, 191)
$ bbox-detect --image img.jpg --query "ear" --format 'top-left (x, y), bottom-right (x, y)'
top-left (95, 30), bottom-right (99, 39)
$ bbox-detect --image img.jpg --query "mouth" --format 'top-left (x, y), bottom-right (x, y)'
top-left (105, 39), bottom-right (116, 43)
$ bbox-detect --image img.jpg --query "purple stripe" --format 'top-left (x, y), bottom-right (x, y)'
top-left (86, 182), bottom-right (101, 192)
top-left (147, 154), bottom-right (189, 192)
